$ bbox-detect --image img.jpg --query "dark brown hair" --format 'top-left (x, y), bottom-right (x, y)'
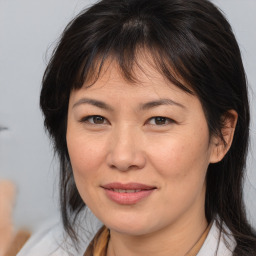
top-left (40, 0), bottom-right (256, 254)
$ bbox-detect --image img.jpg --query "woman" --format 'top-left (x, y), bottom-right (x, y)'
top-left (18, 0), bottom-right (256, 255)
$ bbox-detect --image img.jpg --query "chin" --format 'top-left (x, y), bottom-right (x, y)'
top-left (101, 213), bottom-right (162, 236)
top-left (109, 223), bottom-right (152, 236)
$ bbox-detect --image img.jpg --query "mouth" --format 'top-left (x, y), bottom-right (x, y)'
top-left (101, 183), bottom-right (157, 205)
top-left (109, 189), bottom-right (145, 193)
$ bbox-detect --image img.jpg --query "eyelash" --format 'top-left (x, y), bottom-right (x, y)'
top-left (80, 115), bottom-right (175, 126)
top-left (147, 116), bottom-right (175, 126)
top-left (79, 115), bottom-right (109, 125)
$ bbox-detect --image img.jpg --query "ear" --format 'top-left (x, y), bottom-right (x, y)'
top-left (210, 110), bottom-right (238, 163)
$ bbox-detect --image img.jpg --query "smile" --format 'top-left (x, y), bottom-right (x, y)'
top-left (101, 183), bottom-right (156, 205)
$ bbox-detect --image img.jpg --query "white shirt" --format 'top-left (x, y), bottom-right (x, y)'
top-left (17, 218), bottom-right (236, 256)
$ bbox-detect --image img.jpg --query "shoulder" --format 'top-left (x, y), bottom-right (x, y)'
top-left (17, 218), bottom-right (92, 256)
top-left (197, 219), bottom-right (236, 256)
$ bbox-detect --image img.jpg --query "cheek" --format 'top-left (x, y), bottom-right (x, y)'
top-left (147, 130), bottom-right (211, 181)
top-left (148, 133), bottom-right (210, 213)
top-left (66, 132), bottom-right (105, 182)
top-left (66, 135), bottom-right (105, 205)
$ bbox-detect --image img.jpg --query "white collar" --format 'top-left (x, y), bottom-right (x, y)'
top-left (197, 219), bottom-right (236, 256)
top-left (18, 217), bottom-right (236, 256)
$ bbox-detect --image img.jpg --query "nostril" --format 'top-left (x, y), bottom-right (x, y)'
top-left (106, 143), bottom-right (146, 171)
top-left (109, 162), bottom-right (144, 172)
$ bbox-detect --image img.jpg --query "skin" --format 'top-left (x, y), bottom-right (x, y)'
top-left (66, 59), bottom-right (236, 256)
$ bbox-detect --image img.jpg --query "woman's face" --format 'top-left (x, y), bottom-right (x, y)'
top-left (66, 60), bottom-right (218, 236)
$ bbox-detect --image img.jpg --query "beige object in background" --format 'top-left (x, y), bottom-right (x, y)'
top-left (4, 230), bottom-right (31, 256)
top-left (0, 180), bottom-right (15, 256)
top-left (0, 180), bottom-right (31, 256)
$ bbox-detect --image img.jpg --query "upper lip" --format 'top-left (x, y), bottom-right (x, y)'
top-left (101, 182), bottom-right (156, 190)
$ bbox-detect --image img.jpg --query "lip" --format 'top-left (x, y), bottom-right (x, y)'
top-left (101, 182), bottom-right (157, 205)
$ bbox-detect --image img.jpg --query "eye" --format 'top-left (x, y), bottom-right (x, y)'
top-left (80, 115), bottom-right (108, 125)
top-left (147, 116), bottom-right (174, 125)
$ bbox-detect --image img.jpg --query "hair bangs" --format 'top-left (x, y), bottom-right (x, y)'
top-left (71, 18), bottom-right (193, 95)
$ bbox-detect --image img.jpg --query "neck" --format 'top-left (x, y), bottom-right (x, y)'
top-left (107, 208), bottom-right (208, 256)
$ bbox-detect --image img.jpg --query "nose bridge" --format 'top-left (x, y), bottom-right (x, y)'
top-left (107, 124), bottom-right (145, 171)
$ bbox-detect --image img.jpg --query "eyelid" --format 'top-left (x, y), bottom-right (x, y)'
top-left (146, 116), bottom-right (175, 126)
top-left (79, 115), bottom-right (175, 126)
top-left (79, 115), bottom-right (109, 125)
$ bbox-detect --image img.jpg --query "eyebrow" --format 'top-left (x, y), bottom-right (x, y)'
top-left (73, 98), bottom-right (113, 111)
top-left (73, 97), bottom-right (185, 111)
top-left (140, 99), bottom-right (185, 110)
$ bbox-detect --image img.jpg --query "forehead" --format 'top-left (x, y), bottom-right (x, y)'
top-left (80, 54), bottom-right (192, 94)
top-left (69, 57), bottom-right (199, 112)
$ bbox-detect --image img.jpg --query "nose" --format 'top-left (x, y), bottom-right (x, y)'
top-left (106, 127), bottom-right (146, 172)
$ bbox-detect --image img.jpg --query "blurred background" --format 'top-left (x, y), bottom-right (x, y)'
top-left (0, 0), bottom-right (255, 234)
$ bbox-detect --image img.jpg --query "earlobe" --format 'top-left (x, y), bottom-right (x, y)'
top-left (210, 110), bottom-right (238, 163)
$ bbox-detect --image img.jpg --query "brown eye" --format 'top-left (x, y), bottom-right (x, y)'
top-left (81, 115), bottom-right (108, 125)
top-left (148, 116), bottom-right (173, 125)
top-left (92, 116), bottom-right (105, 124)
top-left (155, 117), bottom-right (167, 125)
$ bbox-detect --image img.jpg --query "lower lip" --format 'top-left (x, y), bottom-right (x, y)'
top-left (103, 189), bottom-right (155, 205)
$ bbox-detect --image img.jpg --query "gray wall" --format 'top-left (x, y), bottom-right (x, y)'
top-left (0, 0), bottom-right (255, 232)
